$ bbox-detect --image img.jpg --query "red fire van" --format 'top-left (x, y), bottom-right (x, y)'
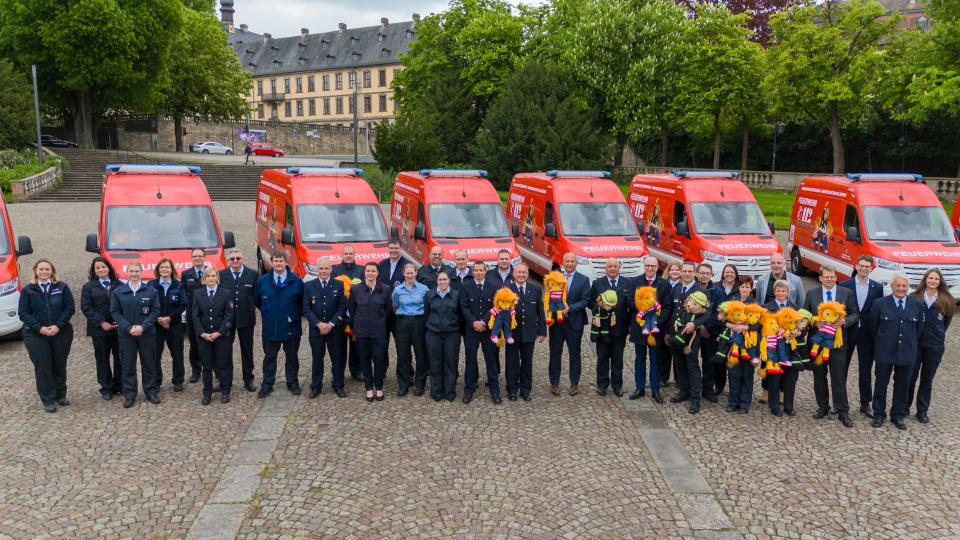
top-left (0, 198), bottom-right (33, 337)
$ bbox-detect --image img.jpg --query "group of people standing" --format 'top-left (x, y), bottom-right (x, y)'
top-left (18, 245), bottom-right (953, 429)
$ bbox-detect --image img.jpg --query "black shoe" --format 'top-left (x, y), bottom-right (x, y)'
top-left (43, 404), bottom-right (57, 413)
top-left (651, 390), bottom-right (664, 404)
top-left (352, 375), bottom-right (364, 382)
top-left (244, 382), bottom-right (257, 392)
top-left (491, 394), bottom-right (502, 404)
top-left (703, 393), bottom-right (718, 404)
top-left (521, 392), bottom-right (531, 402)
top-left (871, 416), bottom-right (884, 428)
top-left (738, 408), bottom-right (749, 414)
top-left (892, 418), bottom-right (907, 430)
top-left (916, 411), bottom-right (929, 424)
top-left (785, 409), bottom-right (796, 417)
top-left (858, 404), bottom-right (874, 418)
top-left (123, 397), bottom-right (135, 408)
top-left (839, 413), bottom-right (853, 428)
top-left (462, 393), bottom-right (473, 404)
top-left (366, 395), bottom-right (375, 403)
top-left (611, 388), bottom-right (623, 397)
top-left (335, 388), bottom-right (347, 398)
top-left (725, 405), bottom-right (738, 412)
top-left (771, 409), bottom-right (783, 417)
top-left (414, 387), bottom-right (425, 397)
top-left (146, 394), bottom-right (161, 405)
top-left (212, 384), bottom-right (221, 393)
top-left (221, 395), bottom-right (230, 404)
top-left (629, 390), bottom-right (643, 400)
top-left (56, 399), bottom-right (71, 406)
top-left (596, 387), bottom-right (607, 396)
top-left (431, 395), bottom-right (442, 402)
top-left (189, 373), bottom-right (200, 383)
top-left (688, 402), bottom-right (700, 414)
top-left (173, 384), bottom-right (184, 392)
top-left (101, 392), bottom-right (113, 400)
top-left (813, 408), bottom-right (829, 419)
top-left (201, 395), bottom-right (211, 406)
top-left (670, 393), bottom-right (690, 404)
top-left (377, 393), bottom-right (385, 402)
top-left (309, 389), bottom-right (321, 399)
top-left (288, 385), bottom-right (302, 396)
top-left (508, 393), bottom-right (518, 401)
top-left (398, 387), bottom-right (409, 397)
top-left (257, 390), bottom-right (271, 399)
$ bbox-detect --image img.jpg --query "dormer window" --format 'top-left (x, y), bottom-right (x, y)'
top-left (320, 40), bottom-right (329, 49)
top-left (273, 59), bottom-right (282, 68)
top-left (406, 29), bottom-right (415, 39)
top-left (352, 52), bottom-right (362, 62)
top-left (298, 57), bottom-right (307, 66)
top-left (381, 48), bottom-right (391, 58)
top-left (350, 36), bottom-right (360, 46)
top-left (378, 32), bottom-right (386, 42)
top-left (326, 54), bottom-right (336, 62)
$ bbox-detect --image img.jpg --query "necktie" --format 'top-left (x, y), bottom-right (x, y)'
top-left (610, 280), bottom-right (616, 288)
top-left (898, 299), bottom-right (904, 311)
top-left (41, 283), bottom-right (48, 294)
top-left (276, 276), bottom-right (282, 286)
top-left (102, 280), bottom-right (110, 289)
top-left (682, 285), bottom-right (688, 295)
top-left (321, 281), bottom-right (327, 288)
top-left (234, 272), bottom-right (240, 281)
top-left (477, 282), bottom-right (482, 291)
top-left (779, 303), bottom-right (785, 308)
top-left (209, 289), bottom-right (215, 298)
top-left (519, 286), bottom-right (525, 296)
top-left (826, 290), bottom-right (832, 301)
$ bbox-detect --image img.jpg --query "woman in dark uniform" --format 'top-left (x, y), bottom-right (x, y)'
top-left (19, 259), bottom-right (76, 413)
top-left (80, 257), bottom-right (122, 400)
top-left (149, 258), bottom-right (188, 391)
top-left (908, 268), bottom-right (955, 423)
top-left (110, 261), bottom-right (161, 408)
top-left (347, 263), bottom-right (392, 402)
top-left (424, 272), bottom-right (462, 402)
top-left (192, 267), bottom-right (235, 405)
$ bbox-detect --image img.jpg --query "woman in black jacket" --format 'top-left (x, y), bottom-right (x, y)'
top-left (347, 263), bottom-right (393, 402)
top-left (149, 259), bottom-right (188, 391)
top-left (80, 257), bottom-right (122, 399)
top-left (19, 259), bottom-right (76, 413)
top-left (908, 268), bottom-right (955, 423)
top-left (424, 272), bottom-right (462, 402)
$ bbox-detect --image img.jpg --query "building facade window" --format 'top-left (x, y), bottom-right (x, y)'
top-left (270, 79), bottom-right (277, 93)
top-left (348, 95), bottom-right (355, 114)
top-left (308, 98), bottom-right (316, 116)
top-left (335, 73), bottom-right (342, 90)
top-left (257, 80), bottom-right (263, 95)
top-left (336, 97), bottom-right (343, 115)
top-left (271, 103), bottom-right (278, 118)
top-left (307, 75), bottom-right (315, 92)
top-left (258, 104), bottom-right (265, 118)
top-left (348, 71), bottom-right (357, 89)
top-left (323, 98), bottom-right (331, 115)
top-left (284, 102), bottom-right (292, 117)
top-left (363, 70), bottom-right (371, 88)
top-left (296, 100), bottom-right (303, 116)
top-left (379, 94), bottom-right (387, 112)
top-left (296, 77), bottom-right (303, 93)
top-left (284, 78), bottom-right (291, 93)
top-left (322, 74), bottom-right (330, 91)
top-left (378, 69), bottom-right (387, 87)
top-left (363, 95), bottom-right (371, 113)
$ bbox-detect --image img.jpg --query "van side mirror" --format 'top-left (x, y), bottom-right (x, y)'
top-left (16, 236), bottom-right (33, 257)
top-left (768, 221), bottom-right (776, 234)
top-left (511, 223), bottom-right (519, 238)
top-left (677, 220), bottom-right (690, 238)
top-left (636, 220), bottom-right (645, 236)
top-left (955, 226), bottom-right (960, 242)
top-left (223, 231), bottom-right (236, 249)
top-left (414, 222), bottom-right (426, 241)
top-left (545, 223), bottom-right (558, 239)
top-left (281, 226), bottom-right (295, 246)
top-left (390, 226), bottom-right (399, 239)
top-left (845, 226), bottom-right (861, 244)
top-left (85, 233), bottom-right (99, 254)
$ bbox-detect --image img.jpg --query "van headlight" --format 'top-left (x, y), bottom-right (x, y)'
top-left (0, 278), bottom-right (17, 297)
top-left (442, 259), bottom-right (455, 267)
top-left (511, 256), bottom-right (522, 267)
top-left (701, 250), bottom-right (724, 262)
top-left (576, 255), bottom-right (590, 266)
top-left (875, 257), bottom-right (900, 271)
top-left (303, 263), bottom-right (318, 276)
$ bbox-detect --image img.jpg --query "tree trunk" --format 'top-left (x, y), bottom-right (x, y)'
top-left (614, 132), bottom-right (627, 167)
top-left (174, 116), bottom-right (184, 153)
top-left (712, 111), bottom-right (721, 169)
top-left (740, 121), bottom-right (750, 171)
top-left (660, 126), bottom-right (669, 167)
top-left (70, 91), bottom-right (95, 149)
top-left (829, 102), bottom-right (844, 174)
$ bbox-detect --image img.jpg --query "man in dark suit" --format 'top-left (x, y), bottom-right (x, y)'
top-left (377, 239), bottom-right (408, 353)
top-left (449, 250), bottom-right (473, 292)
top-left (182, 248), bottom-right (209, 383)
top-left (332, 245), bottom-right (363, 381)
top-left (506, 264), bottom-right (546, 401)
top-left (303, 257), bottom-right (348, 399)
top-left (838, 254), bottom-right (885, 418)
top-left (459, 261), bottom-right (501, 403)
top-left (663, 261), bottom-right (706, 411)
top-left (549, 252), bottom-right (591, 396)
top-left (867, 274), bottom-right (924, 430)
top-left (417, 246), bottom-right (456, 289)
top-left (220, 249), bottom-right (259, 392)
top-left (802, 265), bottom-right (860, 428)
top-left (487, 249), bottom-right (516, 288)
top-left (629, 256), bottom-right (669, 403)
top-left (588, 258), bottom-right (633, 396)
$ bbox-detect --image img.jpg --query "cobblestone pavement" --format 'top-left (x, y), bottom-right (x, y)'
top-left (0, 201), bottom-right (957, 539)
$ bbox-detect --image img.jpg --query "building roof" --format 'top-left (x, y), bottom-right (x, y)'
top-left (231, 20), bottom-right (415, 76)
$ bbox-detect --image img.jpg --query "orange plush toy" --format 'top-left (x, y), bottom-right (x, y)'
top-left (634, 286), bottom-right (661, 346)
top-left (335, 275), bottom-right (354, 339)
top-left (542, 271), bottom-right (568, 326)
top-left (810, 301), bottom-right (845, 365)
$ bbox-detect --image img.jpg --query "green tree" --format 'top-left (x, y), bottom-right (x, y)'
top-left (159, 4), bottom-right (252, 152)
top-left (0, 0), bottom-right (182, 148)
top-left (764, 0), bottom-right (898, 173)
top-left (372, 104), bottom-right (444, 173)
top-left (0, 58), bottom-right (33, 149)
top-left (471, 61), bottom-right (610, 187)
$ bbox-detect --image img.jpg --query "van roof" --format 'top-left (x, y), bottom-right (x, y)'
top-left (801, 173), bottom-right (938, 205)
top-left (512, 172), bottom-right (626, 202)
top-left (103, 164), bottom-right (210, 206)
top-left (396, 170), bottom-right (500, 202)
top-left (631, 172), bottom-right (755, 203)
top-left (261, 168), bottom-right (378, 203)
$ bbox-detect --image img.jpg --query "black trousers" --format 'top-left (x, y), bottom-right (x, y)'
top-left (231, 325), bottom-right (256, 385)
top-left (548, 323), bottom-right (583, 386)
top-left (428, 330), bottom-right (461, 399)
top-left (726, 362), bottom-right (754, 410)
top-left (119, 332), bottom-right (158, 399)
top-left (700, 334), bottom-right (726, 395)
top-left (347, 339), bottom-right (361, 379)
top-left (260, 338), bottom-right (300, 392)
top-left (198, 334), bottom-right (233, 396)
top-left (907, 345), bottom-right (944, 415)
top-left (844, 325), bottom-right (875, 406)
top-left (92, 334), bottom-right (122, 395)
top-left (309, 331), bottom-right (342, 392)
top-left (657, 339), bottom-right (673, 385)
top-left (394, 316), bottom-right (427, 390)
top-left (671, 338), bottom-right (702, 403)
top-left (505, 341), bottom-right (535, 395)
top-left (464, 327), bottom-right (500, 395)
top-left (766, 365), bottom-right (800, 413)
top-left (356, 337), bottom-right (388, 391)
top-left (155, 323), bottom-right (185, 386)
top-left (24, 329), bottom-right (73, 406)
top-left (873, 362), bottom-right (912, 421)
top-left (595, 334), bottom-right (626, 391)
top-left (185, 318), bottom-right (202, 376)
top-left (812, 347), bottom-right (849, 413)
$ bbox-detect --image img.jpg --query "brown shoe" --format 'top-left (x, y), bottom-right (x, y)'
top-left (859, 404), bottom-right (874, 418)
top-left (568, 385), bottom-right (579, 396)
top-left (550, 385), bottom-right (561, 396)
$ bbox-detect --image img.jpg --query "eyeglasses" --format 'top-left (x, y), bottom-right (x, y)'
top-left (229, 257), bottom-right (243, 261)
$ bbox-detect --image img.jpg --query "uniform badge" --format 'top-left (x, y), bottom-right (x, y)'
top-left (141, 306), bottom-right (150, 315)
top-left (311, 297), bottom-right (316, 305)
top-left (938, 313), bottom-right (944, 320)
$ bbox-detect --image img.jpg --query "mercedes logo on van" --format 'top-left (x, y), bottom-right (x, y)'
top-left (748, 258), bottom-right (758, 268)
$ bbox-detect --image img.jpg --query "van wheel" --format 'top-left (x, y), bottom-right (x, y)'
top-left (790, 247), bottom-right (807, 276)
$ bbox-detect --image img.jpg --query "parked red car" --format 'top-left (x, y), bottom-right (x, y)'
top-left (252, 144), bottom-right (285, 158)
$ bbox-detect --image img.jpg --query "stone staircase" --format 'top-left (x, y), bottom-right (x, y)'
top-left (30, 148), bottom-right (266, 202)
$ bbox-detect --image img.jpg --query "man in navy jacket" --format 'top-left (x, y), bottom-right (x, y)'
top-left (254, 252), bottom-right (304, 398)
top-left (548, 252), bottom-right (591, 396)
top-left (303, 257), bottom-right (347, 398)
top-left (838, 255), bottom-right (884, 417)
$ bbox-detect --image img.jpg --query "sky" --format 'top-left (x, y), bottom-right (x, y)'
top-left (225, 0), bottom-right (548, 36)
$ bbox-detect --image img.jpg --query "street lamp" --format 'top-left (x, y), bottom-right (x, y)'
top-left (352, 71), bottom-right (359, 165)
top-left (771, 121), bottom-right (785, 172)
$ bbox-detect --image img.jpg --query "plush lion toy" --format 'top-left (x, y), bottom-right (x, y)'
top-left (743, 304), bottom-right (767, 365)
top-left (334, 275), bottom-right (354, 339)
top-left (634, 286), bottom-right (661, 346)
top-left (542, 271), bottom-right (568, 326)
top-left (488, 287), bottom-right (518, 348)
top-left (725, 301), bottom-right (750, 367)
top-left (758, 313), bottom-right (785, 378)
top-left (810, 301), bottom-right (845, 365)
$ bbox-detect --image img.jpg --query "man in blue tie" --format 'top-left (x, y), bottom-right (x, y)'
top-left (254, 252), bottom-right (304, 398)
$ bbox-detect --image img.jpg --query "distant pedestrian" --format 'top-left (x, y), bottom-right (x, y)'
top-left (244, 143), bottom-right (255, 165)
top-left (20, 259), bottom-right (75, 413)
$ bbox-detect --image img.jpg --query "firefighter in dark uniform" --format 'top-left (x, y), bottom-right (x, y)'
top-left (332, 245), bottom-right (364, 382)
top-left (459, 260), bottom-right (500, 404)
top-left (424, 272), bottom-right (463, 402)
top-left (110, 261), bottom-right (162, 408)
top-left (192, 267), bottom-right (236, 404)
top-left (220, 249), bottom-right (259, 392)
top-left (182, 248), bottom-right (208, 382)
top-left (867, 274), bottom-right (924, 430)
top-left (416, 246), bottom-right (456, 289)
top-left (148, 258), bottom-right (188, 391)
top-left (303, 257), bottom-right (347, 398)
top-left (588, 258), bottom-right (633, 396)
top-left (907, 268), bottom-right (955, 423)
top-left (80, 257), bottom-right (122, 400)
top-left (19, 259), bottom-right (76, 413)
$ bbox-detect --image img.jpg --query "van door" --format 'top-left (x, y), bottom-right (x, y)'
top-left (671, 200), bottom-right (690, 260)
top-left (284, 203), bottom-right (297, 267)
top-left (543, 200), bottom-right (558, 271)
top-left (413, 202), bottom-right (426, 263)
top-left (840, 203), bottom-right (863, 278)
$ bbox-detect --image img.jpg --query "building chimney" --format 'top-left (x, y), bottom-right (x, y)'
top-left (263, 33), bottom-right (272, 43)
top-left (412, 13), bottom-right (421, 24)
top-left (338, 23), bottom-right (347, 33)
top-left (239, 24), bottom-right (248, 32)
top-left (301, 27), bottom-right (309, 37)
top-left (381, 17), bottom-right (389, 28)
top-left (219, 0), bottom-right (235, 26)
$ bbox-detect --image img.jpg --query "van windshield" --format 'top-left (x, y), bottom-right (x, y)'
top-left (558, 203), bottom-right (636, 236)
top-left (863, 206), bottom-right (954, 242)
top-left (428, 203), bottom-right (509, 239)
top-left (297, 204), bottom-right (388, 242)
top-left (689, 202), bottom-right (769, 235)
top-left (106, 206), bottom-right (220, 250)
top-left (0, 223), bottom-right (9, 256)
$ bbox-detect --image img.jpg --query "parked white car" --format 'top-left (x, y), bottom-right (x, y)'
top-left (190, 141), bottom-right (233, 154)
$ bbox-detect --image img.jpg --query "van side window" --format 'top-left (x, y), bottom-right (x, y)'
top-left (673, 201), bottom-right (687, 228)
top-left (417, 202), bottom-right (425, 231)
top-left (545, 202), bottom-right (555, 228)
top-left (843, 204), bottom-right (860, 239)
top-left (285, 203), bottom-right (294, 232)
